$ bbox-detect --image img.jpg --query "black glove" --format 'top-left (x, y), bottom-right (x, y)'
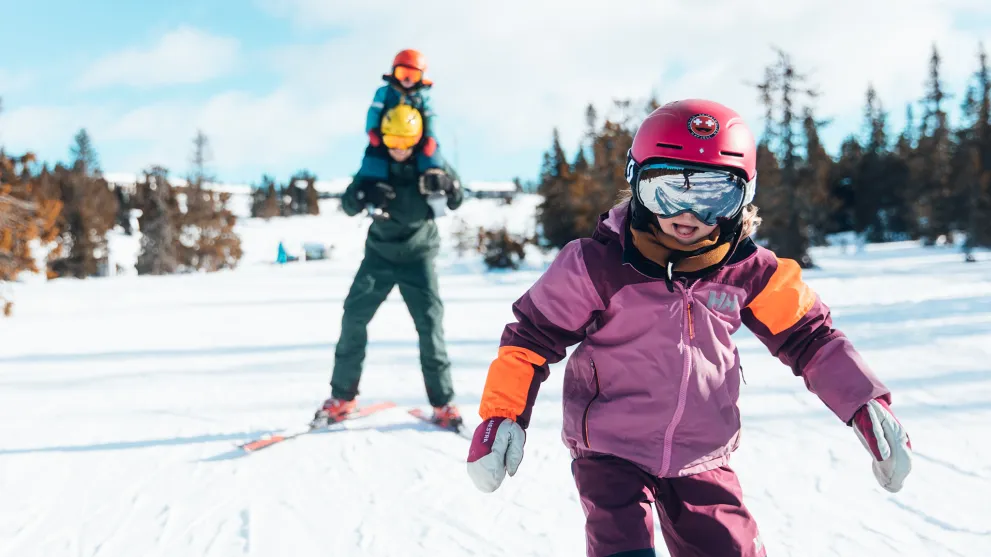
top-left (419, 171), bottom-right (459, 196)
top-left (356, 181), bottom-right (396, 209)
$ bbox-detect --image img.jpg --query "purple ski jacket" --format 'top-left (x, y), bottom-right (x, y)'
top-left (478, 204), bottom-right (889, 478)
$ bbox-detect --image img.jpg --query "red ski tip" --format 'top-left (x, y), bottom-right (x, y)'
top-left (241, 435), bottom-right (286, 452)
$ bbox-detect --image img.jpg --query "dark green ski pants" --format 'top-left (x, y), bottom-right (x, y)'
top-left (330, 251), bottom-right (453, 407)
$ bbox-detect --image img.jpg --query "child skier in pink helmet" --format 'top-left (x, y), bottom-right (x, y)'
top-left (465, 99), bottom-right (913, 556)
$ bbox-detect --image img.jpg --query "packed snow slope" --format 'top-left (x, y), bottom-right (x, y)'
top-left (1, 197), bottom-right (989, 556)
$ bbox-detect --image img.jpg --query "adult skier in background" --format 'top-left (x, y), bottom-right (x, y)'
top-left (312, 103), bottom-right (465, 430)
top-left (465, 99), bottom-right (913, 556)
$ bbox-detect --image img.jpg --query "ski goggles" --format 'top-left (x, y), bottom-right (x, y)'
top-left (382, 134), bottom-right (420, 150)
top-left (393, 66), bottom-right (423, 83)
top-left (634, 162), bottom-right (755, 226)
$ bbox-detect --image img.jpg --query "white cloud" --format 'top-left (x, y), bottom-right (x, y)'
top-left (0, 89), bottom-right (367, 180)
top-left (76, 26), bottom-right (239, 89)
top-left (257, 0), bottom-right (990, 159)
top-left (93, 90), bottom-right (366, 175)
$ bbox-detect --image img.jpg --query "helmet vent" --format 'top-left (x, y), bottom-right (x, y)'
top-left (720, 151), bottom-right (744, 158)
top-left (656, 142), bottom-right (683, 150)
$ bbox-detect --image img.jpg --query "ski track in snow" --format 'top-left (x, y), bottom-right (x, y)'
top-left (1, 201), bottom-right (990, 556)
top-left (889, 500), bottom-right (991, 537)
top-left (912, 450), bottom-right (989, 480)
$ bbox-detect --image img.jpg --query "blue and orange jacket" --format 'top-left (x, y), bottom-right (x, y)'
top-left (359, 76), bottom-right (442, 181)
top-left (365, 77), bottom-right (437, 141)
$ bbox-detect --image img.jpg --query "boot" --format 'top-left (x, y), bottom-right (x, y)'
top-left (311, 397), bottom-right (357, 428)
top-left (431, 403), bottom-right (464, 430)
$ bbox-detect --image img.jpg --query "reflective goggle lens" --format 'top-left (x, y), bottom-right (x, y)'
top-left (636, 163), bottom-right (747, 226)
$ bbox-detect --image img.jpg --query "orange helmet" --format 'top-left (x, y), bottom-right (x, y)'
top-left (392, 49), bottom-right (427, 72)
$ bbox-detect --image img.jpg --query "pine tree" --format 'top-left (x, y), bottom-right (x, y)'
top-left (290, 170), bottom-right (319, 216)
top-left (799, 107), bottom-right (835, 248)
top-left (864, 85), bottom-right (889, 156)
top-left (829, 137), bottom-right (863, 234)
top-left (572, 148), bottom-right (590, 174)
top-left (977, 43), bottom-right (991, 251)
top-left (250, 184), bottom-right (268, 218)
top-left (569, 157), bottom-right (601, 240)
top-left (536, 129), bottom-right (576, 248)
top-left (753, 49), bottom-right (821, 266)
top-left (753, 141), bottom-right (785, 243)
top-left (70, 129), bottom-right (100, 175)
top-left (32, 167), bottom-right (67, 274)
top-left (584, 103), bottom-right (598, 142)
top-left (305, 179), bottom-right (320, 215)
top-left (48, 162), bottom-right (118, 278)
top-left (189, 130), bottom-right (212, 183)
top-left (284, 182), bottom-right (301, 215)
top-left (179, 185), bottom-right (241, 272)
top-left (914, 44), bottom-right (956, 243)
top-left (135, 167), bottom-right (179, 275)
top-left (855, 85), bottom-right (891, 241)
top-left (265, 182), bottom-right (281, 219)
top-left (41, 129), bottom-right (119, 278)
top-left (588, 112), bottom-right (635, 213)
top-left (894, 104), bottom-right (923, 239)
top-left (249, 175), bottom-right (281, 220)
top-left (179, 131), bottom-right (211, 269)
top-left (757, 66), bottom-right (778, 144)
top-left (278, 184), bottom-right (293, 217)
top-left (979, 43), bottom-right (991, 166)
top-left (178, 131), bottom-right (242, 272)
top-left (898, 104), bottom-right (917, 153)
top-left (0, 152), bottom-right (62, 315)
top-left (958, 44), bottom-right (991, 258)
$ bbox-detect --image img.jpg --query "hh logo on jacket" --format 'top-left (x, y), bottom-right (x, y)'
top-left (706, 290), bottom-right (740, 313)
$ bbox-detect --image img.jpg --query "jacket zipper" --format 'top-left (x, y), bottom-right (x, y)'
top-left (582, 358), bottom-right (601, 448)
top-left (660, 281), bottom-right (696, 476)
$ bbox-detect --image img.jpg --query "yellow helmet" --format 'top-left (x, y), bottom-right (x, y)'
top-left (380, 104), bottom-right (423, 149)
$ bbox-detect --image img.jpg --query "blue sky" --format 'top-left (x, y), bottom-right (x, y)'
top-left (0, 0), bottom-right (988, 186)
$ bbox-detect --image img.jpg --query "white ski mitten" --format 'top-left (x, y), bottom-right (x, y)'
top-left (466, 417), bottom-right (526, 493)
top-left (852, 397), bottom-right (913, 493)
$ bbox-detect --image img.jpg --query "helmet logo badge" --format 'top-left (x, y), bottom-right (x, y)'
top-left (688, 114), bottom-right (719, 139)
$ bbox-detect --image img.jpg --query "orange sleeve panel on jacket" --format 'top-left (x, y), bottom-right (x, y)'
top-left (746, 257), bottom-right (817, 335)
top-left (478, 346), bottom-right (547, 421)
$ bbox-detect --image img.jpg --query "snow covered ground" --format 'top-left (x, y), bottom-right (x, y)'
top-left (1, 197), bottom-right (989, 556)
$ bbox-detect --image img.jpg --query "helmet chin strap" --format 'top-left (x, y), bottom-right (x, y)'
top-left (659, 209), bottom-right (745, 293)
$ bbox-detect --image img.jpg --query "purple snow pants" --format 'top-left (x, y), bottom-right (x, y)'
top-left (572, 456), bottom-right (766, 557)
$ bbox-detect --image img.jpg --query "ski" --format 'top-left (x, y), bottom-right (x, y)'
top-left (407, 408), bottom-right (473, 440)
top-left (238, 401), bottom-right (398, 453)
